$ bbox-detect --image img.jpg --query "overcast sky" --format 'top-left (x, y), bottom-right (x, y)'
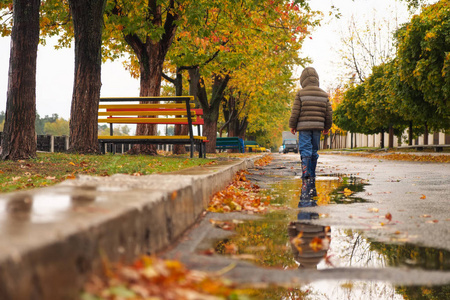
top-left (0, 0), bottom-right (437, 120)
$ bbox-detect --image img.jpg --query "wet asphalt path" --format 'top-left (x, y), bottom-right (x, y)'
top-left (164, 153), bottom-right (450, 289)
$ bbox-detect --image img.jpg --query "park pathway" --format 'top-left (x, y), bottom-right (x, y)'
top-left (164, 153), bottom-right (450, 299)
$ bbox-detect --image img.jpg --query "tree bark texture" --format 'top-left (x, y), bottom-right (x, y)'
top-left (194, 74), bottom-right (230, 153)
top-left (388, 125), bottom-right (394, 148)
top-left (423, 124), bottom-right (429, 145)
top-left (1, 0), bottom-right (40, 160)
top-left (124, 0), bottom-right (178, 155)
top-left (173, 69), bottom-right (187, 154)
top-left (68, 0), bottom-right (106, 153)
top-left (408, 121), bottom-right (413, 146)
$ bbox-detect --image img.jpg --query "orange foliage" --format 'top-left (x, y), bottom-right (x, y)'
top-left (208, 170), bottom-right (269, 213)
top-left (83, 256), bottom-right (238, 299)
top-left (254, 155), bottom-right (273, 167)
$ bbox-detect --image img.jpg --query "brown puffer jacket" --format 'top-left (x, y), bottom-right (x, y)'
top-left (289, 67), bottom-right (332, 131)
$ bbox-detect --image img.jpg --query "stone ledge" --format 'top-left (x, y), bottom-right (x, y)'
top-left (0, 157), bottom-right (258, 300)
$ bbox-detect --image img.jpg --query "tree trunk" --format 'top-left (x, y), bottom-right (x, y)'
top-left (194, 74), bottom-right (230, 153)
top-left (380, 129), bottom-right (385, 148)
top-left (350, 132), bottom-right (353, 149)
top-left (173, 69), bottom-right (187, 154)
top-left (131, 47), bottom-right (164, 155)
top-left (1, 0), bottom-right (40, 160)
top-left (408, 121), bottom-right (413, 145)
top-left (68, 0), bottom-right (106, 154)
top-left (388, 125), bottom-right (394, 148)
top-left (323, 134), bottom-right (328, 149)
top-left (123, 0), bottom-right (178, 155)
top-left (423, 124), bottom-right (429, 145)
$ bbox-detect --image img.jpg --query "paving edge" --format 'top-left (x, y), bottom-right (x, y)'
top-left (0, 156), bottom-right (261, 300)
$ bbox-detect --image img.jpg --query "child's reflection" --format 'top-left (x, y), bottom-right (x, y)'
top-left (289, 179), bottom-right (330, 269)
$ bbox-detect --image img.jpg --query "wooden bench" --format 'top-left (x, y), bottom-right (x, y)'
top-left (397, 144), bottom-right (450, 152)
top-left (216, 137), bottom-right (245, 153)
top-left (98, 96), bottom-right (207, 158)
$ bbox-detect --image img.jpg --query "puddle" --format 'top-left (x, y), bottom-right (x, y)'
top-left (209, 174), bottom-right (450, 299)
top-left (0, 186), bottom-right (101, 224)
top-left (268, 174), bottom-right (369, 209)
top-left (244, 281), bottom-right (450, 300)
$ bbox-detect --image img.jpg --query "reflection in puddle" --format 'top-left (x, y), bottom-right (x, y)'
top-left (288, 213), bottom-right (331, 269)
top-left (30, 194), bottom-right (72, 223)
top-left (211, 174), bottom-right (450, 299)
top-left (245, 281), bottom-right (450, 300)
top-left (268, 174), bottom-right (369, 209)
top-left (0, 186), bottom-right (100, 224)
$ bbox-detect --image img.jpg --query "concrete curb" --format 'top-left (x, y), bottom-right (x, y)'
top-left (0, 156), bottom-right (260, 300)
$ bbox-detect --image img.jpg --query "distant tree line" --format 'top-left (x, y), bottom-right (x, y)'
top-left (334, 1), bottom-right (450, 147)
top-left (0, 111), bottom-right (69, 136)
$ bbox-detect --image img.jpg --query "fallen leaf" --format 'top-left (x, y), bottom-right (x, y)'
top-left (420, 194), bottom-right (426, 199)
top-left (224, 243), bottom-right (238, 254)
top-left (324, 255), bottom-right (334, 267)
top-left (171, 191), bottom-right (177, 200)
top-left (310, 237), bottom-right (323, 252)
top-left (343, 188), bottom-right (353, 197)
top-left (368, 207), bottom-right (379, 213)
top-left (426, 220), bottom-right (439, 224)
top-left (69, 162), bottom-right (76, 166)
top-left (385, 213), bottom-right (392, 222)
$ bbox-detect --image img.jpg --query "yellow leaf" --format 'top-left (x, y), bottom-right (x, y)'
top-left (343, 188), bottom-right (353, 197)
top-left (69, 162), bottom-right (75, 166)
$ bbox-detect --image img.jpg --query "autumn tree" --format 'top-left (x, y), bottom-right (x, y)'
top-left (1, 0), bottom-right (40, 160)
top-left (67, 0), bottom-right (107, 153)
top-left (396, 1), bottom-right (450, 130)
top-left (44, 117), bottom-right (70, 136)
top-left (1, 0), bottom-right (106, 154)
top-left (363, 63), bottom-right (409, 148)
top-left (101, 0), bottom-right (190, 154)
top-left (164, 0), bottom-right (317, 152)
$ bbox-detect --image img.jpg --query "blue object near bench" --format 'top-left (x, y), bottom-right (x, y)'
top-left (216, 137), bottom-right (245, 153)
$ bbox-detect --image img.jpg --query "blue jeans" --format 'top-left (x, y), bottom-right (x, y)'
top-left (298, 130), bottom-right (321, 177)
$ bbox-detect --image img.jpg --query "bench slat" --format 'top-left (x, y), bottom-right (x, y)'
top-left (99, 103), bottom-right (195, 109)
top-left (98, 117), bottom-right (197, 124)
top-left (99, 111), bottom-right (195, 116)
top-left (100, 96), bottom-right (194, 102)
top-left (99, 135), bottom-right (207, 140)
top-left (98, 97), bottom-right (206, 158)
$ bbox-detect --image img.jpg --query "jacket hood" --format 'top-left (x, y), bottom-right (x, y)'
top-left (300, 67), bottom-right (320, 88)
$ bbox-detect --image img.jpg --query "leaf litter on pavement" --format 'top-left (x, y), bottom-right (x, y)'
top-left (208, 155), bottom-right (274, 213)
top-left (82, 256), bottom-right (249, 300)
top-left (82, 156), bottom-right (275, 299)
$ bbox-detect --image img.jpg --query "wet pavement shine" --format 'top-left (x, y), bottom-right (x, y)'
top-left (165, 153), bottom-right (450, 299)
